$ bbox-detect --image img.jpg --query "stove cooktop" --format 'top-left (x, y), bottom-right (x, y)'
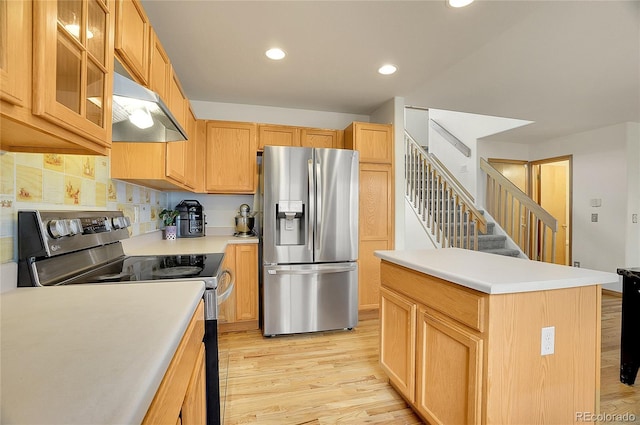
top-left (65, 253), bottom-right (225, 285)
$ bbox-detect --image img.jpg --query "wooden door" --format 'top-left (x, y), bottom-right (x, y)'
top-left (148, 27), bottom-right (170, 103)
top-left (234, 244), bottom-right (258, 322)
top-left (0, 0), bottom-right (29, 106)
top-left (180, 343), bottom-right (206, 425)
top-left (205, 121), bottom-right (257, 193)
top-left (258, 124), bottom-right (299, 150)
top-left (300, 128), bottom-right (338, 148)
top-left (183, 108), bottom-right (197, 190)
top-left (380, 288), bottom-right (416, 403)
top-left (114, 0), bottom-right (149, 84)
top-left (345, 122), bottom-right (393, 164)
top-left (217, 246), bottom-right (236, 324)
top-left (416, 308), bottom-right (482, 425)
top-left (532, 157), bottom-right (571, 265)
top-left (32, 0), bottom-right (113, 147)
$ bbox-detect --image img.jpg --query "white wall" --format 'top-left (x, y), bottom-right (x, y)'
top-left (404, 108), bottom-right (429, 147)
top-left (625, 122), bottom-right (640, 268)
top-left (428, 109), bottom-right (532, 202)
top-left (530, 123), bottom-right (631, 288)
top-left (191, 100), bottom-right (368, 129)
top-left (167, 193), bottom-right (254, 233)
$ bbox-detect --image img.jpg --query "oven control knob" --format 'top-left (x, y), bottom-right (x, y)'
top-left (112, 217), bottom-right (126, 229)
top-left (47, 220), bottom-right (69, 239)
top-left (66, 219), bottom-right (82, 235)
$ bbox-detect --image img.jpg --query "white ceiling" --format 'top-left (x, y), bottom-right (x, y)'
top-left (141, 0), bottom-right (640, 144)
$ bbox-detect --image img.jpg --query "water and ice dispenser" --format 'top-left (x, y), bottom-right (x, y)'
top-left (276, 200), bottom-right (304, 245)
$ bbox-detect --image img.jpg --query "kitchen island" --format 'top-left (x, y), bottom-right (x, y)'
top-left (0, 280), bottom-right (205, 424)
top-left (374, 248), bottom-right (618, 425)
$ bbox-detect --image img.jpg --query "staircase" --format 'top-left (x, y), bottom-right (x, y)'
top-left (405, 131), bottom-right (526, 258)
top-left (405, 129), bottom-right (558, 262)
top-left (459, 212), bottom-right (520, 257)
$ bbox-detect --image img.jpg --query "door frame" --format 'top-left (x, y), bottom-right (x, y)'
top-left (530, 155), bottom-right (573, 265)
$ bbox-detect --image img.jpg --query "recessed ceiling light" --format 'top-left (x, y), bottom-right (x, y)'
top-left (265, 48), bottom-right (286, 60)
top-left (448, 0), bottom-right (474, 8)
top-left (378, 64), bottom-right (397, 75)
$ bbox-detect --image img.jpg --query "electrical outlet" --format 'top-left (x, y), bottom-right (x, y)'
top-left (591, 213), bottom-right (598, 222)
top-left (573, 261), bottom-right (580, 267)
top-left (633, 214), bottom-right (638, 224)
top-left (541, 326), bottom-right (555, 356)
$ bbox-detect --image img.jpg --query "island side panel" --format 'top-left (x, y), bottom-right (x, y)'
top-left (485, 285), bottom-right (601, 425)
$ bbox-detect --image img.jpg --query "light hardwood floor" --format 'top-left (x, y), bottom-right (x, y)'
top-left (218, 293), bottom-right (638, 424)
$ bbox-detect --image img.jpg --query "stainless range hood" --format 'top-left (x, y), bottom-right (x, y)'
top-left (111, 72), bottom-right (187, 142)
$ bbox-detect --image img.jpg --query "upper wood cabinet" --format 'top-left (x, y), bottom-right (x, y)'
top-left (300, 128), bottom-right (343, 149)
top-left (183, 107), bottom-right (199, 191)
top-left (8, 0), bottom-right (114, 153)
top-left (344, 122), bottom-right (393, 164)
top-left (205, 121), bottom-right (257, 193)
top-left (114, 0), bottom-right (149, 85)
top-left (0, 0), bottom-right (29, 107)
top-left (258, 124), bottom-right (343, 150)
top-left (168, 66), bottom-right (187, 131)
top-left (148, 27), bottom-right (170, 104)
top-left (258, 124), bottom-right (299, 150)
top-left (111, 141), bottom-right (187, 190)
top-left (2, 0), bottom-right (113, 155)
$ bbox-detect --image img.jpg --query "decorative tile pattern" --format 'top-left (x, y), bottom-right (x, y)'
top-left (1, 152), bottom-right (168, 264)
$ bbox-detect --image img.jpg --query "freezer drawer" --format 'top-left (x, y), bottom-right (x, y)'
top-left (262, 263), bottom-right (358, 336)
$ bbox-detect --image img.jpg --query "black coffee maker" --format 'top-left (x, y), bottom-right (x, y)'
top-left (175, 200), bottom-right (206, 238)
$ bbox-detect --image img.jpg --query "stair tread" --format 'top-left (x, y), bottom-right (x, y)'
top-left (480, 248), bottom-right (521, 257)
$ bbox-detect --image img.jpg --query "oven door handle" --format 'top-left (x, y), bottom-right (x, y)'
top-left (217, 269), bottom-right (235, 304)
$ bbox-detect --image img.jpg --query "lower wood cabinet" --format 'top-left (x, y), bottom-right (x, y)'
top-left (143, 301), bottom-right (205, 425)
top-left (416, 307), bottom-right (482, 425)
top-left (218, 243), bottom-right (259, 332)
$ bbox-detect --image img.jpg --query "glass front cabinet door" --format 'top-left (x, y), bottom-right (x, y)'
top-left (33, 0), bottom-right (114, 147)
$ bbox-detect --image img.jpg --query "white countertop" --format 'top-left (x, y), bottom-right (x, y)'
top-left (0, 280), bottom-right (205, 425)
top-left (374, 248), bottom-right (619, 294)
top-left (122, 230), bottom-right (258, 256)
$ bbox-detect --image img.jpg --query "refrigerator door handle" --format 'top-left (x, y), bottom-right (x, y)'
top-left (265, 264), bottom-right (356, 275)
top-left (307, 160), bottom-right (314, 252)
top-left (315, 160), bottom-right (322, 255)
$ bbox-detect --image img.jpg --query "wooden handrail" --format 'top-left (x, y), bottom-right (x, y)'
top-left (480, 159), bottom-right (558, 232)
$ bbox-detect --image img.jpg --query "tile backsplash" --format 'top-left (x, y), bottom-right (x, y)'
top-left (0, 152), bottom-right (168, 263)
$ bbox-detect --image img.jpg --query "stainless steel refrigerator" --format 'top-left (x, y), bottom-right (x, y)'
top-left (261, 146), bottom-right (359, 336)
